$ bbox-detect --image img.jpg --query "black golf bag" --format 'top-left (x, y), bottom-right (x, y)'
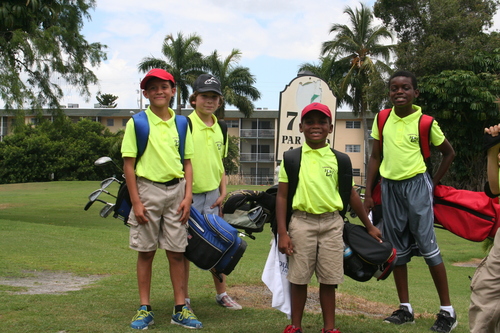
top-left (343, 221), bottom-right (397, 282)
top-left (185, 206), bottom-right (247, 281)
top-left (222, 186), bottom-right (277, 238)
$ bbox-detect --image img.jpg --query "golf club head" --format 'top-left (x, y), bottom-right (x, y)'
top-left (88, 189), bottom-right (103, 202)
top-left (100, 203), bottom-right (115, 218)
top-left (100, 177), bottom-right (121, 189)
top-left (94, 156), bottom-right (113, 166)
top-left (84, 200), bottom-right (94, 211)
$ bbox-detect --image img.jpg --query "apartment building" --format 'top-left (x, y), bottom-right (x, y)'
top-left (0, 107), bottom-right (373, 185)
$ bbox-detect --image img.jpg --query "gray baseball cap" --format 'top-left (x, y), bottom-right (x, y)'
top-left (193, 74), bottom-right (222, 95)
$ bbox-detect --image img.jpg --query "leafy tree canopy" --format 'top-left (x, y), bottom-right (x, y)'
top-left (374, 0), bottom-right (500, 75)
top-left (419, 67), bottom-right (500, 189)
top-left (0, 0), bottom-right (107, 115)
top-left (138, 32), bottom-right (204, 114)
top-left (0, 117), bottom-right (122, 183)
top-left (202, 49), bottom-right (260, 119)
top-left (96, 92), bottom-right (118, 108)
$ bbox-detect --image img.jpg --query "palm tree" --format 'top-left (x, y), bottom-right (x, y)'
top-left (321, 3), bottom-right (394, 176)
top-left (299, 53), bottom-right (351, 109)
top-left (138, 32), bottom-right (204, 114)
top-left (202, 49), bottom-right (260, 119)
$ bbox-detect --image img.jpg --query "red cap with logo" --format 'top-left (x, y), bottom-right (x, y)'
top-left (140, 69), bottom-right (175, 89)
top-left (301, 102), bottom-right (332, 120)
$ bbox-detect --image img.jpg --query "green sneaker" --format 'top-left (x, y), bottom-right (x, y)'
top-left (171, 305), bottom-right (203, 329)
top-left (130, 305), bottom-right (154, 330)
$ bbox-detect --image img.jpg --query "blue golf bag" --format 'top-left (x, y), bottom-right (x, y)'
top-left (185, 207), bottom-right (247, 281)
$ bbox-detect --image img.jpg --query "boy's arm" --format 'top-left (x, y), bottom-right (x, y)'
top-left (485, 124), bottom-right (500, 195)
top-left (276, 182), bottom-right (294, 255)
top-left (349, 188), bottom-right (382, 242)
top-left (124, 157), bottom-right (149, 224)
top-left (211, 171), bottom-right (227, 216)
top-left (363, 139), bottom-right (382, 213)
top-left (432, 138), bottom-right (455, 188)
top-left (177, 159), bottom-right (193, 224)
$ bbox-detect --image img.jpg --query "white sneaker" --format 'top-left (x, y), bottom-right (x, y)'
top-left (216, 294), bottom-right (242, 310)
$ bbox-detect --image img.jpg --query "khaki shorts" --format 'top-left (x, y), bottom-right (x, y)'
top-left (128, 177), bottom-right (188, 252)
top-left (287, 210), bottom-right (344, 285)
top-left (469, 229), bottom-right (500, 332)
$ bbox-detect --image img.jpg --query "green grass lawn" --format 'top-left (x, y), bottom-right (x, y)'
top-left (0, 181), bottom-right (485, 332)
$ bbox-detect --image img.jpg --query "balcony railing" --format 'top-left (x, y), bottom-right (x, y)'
top-left (240, 153), bottom-right (275, 162)
top-left (240, 129), bottom-right (275, 138)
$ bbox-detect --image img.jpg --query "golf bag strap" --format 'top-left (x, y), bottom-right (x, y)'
top-left (132, 110), bottom-right (188, 164)
top-left (283, 147), bottom-right (352, 229)
top-left (377, 108), bottom-right (434, 162)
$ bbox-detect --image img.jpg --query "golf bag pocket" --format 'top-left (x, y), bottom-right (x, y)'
top-left (343, 221), bottom-right (397, 282)
top-left (185, 207), bottom-right (246, 275)
top-left (113, 182), bottom-right (132, 224)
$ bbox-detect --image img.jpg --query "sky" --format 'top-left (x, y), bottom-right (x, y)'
top-left (60, 0), bottom-right (500, 111)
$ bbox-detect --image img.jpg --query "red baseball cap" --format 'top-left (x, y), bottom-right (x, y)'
top-left (301, 102), bottom-right (332, 120)
top-left (140, 68), bottom-right (175, 89)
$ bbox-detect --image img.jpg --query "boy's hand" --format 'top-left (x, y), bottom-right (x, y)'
top-left (366, 225), bottom-right (383, 243)
top-left (363, 195), bottom-right (374, 215)
top-left (133, 202), bottom-right (149, 224)
top-left (177, 198), bottom-right (191, 224)
top-left (210, 195), bottom-right (225, 217)
top-left (278, 233), bottom-right (294, 256)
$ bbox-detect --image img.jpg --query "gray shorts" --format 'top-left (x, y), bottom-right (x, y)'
top-left (192, 189), bottom-right (220, 215)
top-left (381, 173), bottom-right (443, 266)
top-left (128, 177), bottom-right (188, 252)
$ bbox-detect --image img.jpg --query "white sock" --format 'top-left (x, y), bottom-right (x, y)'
top-left (216, 292), bottom-right (227, 300)
top-left (400, 303), bottom-right (413, 314)
top-left (185, 298), bottom-right (191, 305)
top-left (440, 305), bottom-right (455, 317)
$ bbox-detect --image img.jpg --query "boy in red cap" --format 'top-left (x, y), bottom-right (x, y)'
top-left (275, 102), bottom-right (382, 333)
top-left (121, 68), bottom-right (202, 329)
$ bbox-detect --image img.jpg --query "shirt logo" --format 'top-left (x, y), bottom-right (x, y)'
top-left (174, 137), bottom-right (180, 148)
top-left (409, 134), bottom-right (419, 143)
top-left (216, 141), bottom-right (223, 151)
top-left (323, 167), bottom-right (333, 177)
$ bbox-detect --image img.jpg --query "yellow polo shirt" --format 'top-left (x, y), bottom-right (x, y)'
top-left (188, 112), bottom-right (228, 193)
top-left (121, 107), bottom-right (194, 182)
top-left (371, 105), bottom-right (445, 181)
top-left (279, 143), bottom-right (344, 214)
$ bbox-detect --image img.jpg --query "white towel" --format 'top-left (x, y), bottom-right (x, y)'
top-left (261, 236), bottom-right (291, 319)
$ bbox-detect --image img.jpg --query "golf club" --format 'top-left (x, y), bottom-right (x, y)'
top-left (94, 156), bottom-right (123, 173)
top-left (84, 198), bottom-right (110, 211)
top-left (100, 203), bottom-right (115, 218)
top-left (88, 189), bottom-right (116, 202)
top-left (100, 177), bottom-right (122, 189)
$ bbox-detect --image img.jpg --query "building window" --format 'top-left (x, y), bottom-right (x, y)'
top-left (225, 120), bottom-right (239, 128)
top-left (106, 119), bottom-right (114, 127)
top-left (122, 119), bottom-right (128, 127)
top-left (352, 168), bottom-right (361, 176)
top-left (346, 121), bottom-right (361, 129)
top-left (345, 144), bottom-right (361, 153)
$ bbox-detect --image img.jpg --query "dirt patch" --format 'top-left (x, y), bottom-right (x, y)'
top-left (226, 285), bottom-right (398, 318)
top-left (0, 203), bottom-right (22, 210)
top-left (0, 271), bottom-right (104, 295)
top-left (452, 258), bottom-right (482, 267)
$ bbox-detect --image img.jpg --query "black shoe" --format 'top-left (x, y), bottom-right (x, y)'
top-left (430, 310), bottom-right (457, 332)
top-left (383, 305), bottom-right (415, 325)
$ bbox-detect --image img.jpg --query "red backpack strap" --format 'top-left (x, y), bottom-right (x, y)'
top-left (418, 114), bottom-right (434, 162)
top-left (377, 108), bottom-right (392, 156)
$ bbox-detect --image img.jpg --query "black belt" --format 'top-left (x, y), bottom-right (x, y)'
top-left (153, 178), bottom-right (182, 186)
top-left (163, 178), bottom-right (181, 186)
